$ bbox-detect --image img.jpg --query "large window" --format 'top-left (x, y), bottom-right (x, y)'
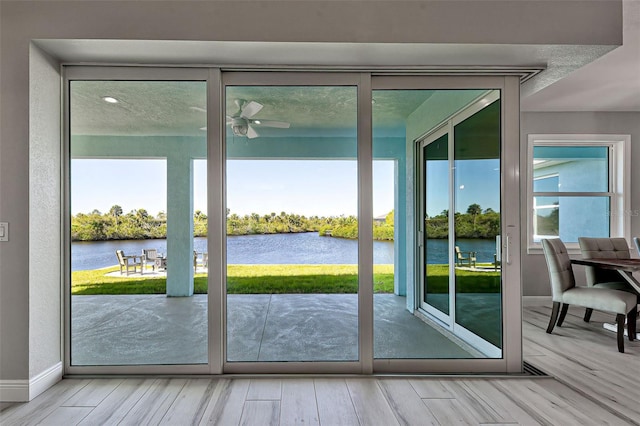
top-left (528, 134), bottom-right (630, 251)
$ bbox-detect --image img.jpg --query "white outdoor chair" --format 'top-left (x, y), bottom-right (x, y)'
top-left (115, 250), bottom-right (143, 276)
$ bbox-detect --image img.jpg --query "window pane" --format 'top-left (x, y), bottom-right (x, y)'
top-left (533, 206), bottom-right (558, 237)
top-left (533, 196), bottom-right (610, 242)
top-left (424, 134), bottom-right (450, 316)
top-left (533, 175), bottom-right (559, 192)
top-left (454, 98), bottom-right (502, 352)
top-left (225, 85), bottom-right (358, 363)
top-left (70, 80), bottom-right (208, 366)
top-left (533, 146), bottom-right (608, 192)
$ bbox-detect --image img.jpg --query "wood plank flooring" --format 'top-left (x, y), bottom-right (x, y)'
top-left (1, 305), bottom-right (638, 425)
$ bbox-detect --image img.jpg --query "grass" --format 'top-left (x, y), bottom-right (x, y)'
top-left (71, 264), bottom-right (395, 295)
top-left (71, 264), bottom-right (500, 295)
top-left (426, 264), bottom-right (501, 293)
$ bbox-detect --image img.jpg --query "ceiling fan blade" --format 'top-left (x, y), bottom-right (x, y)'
top-left (246, 125), bottom-right (260, 139)
top-left (252, 119), bottom-right (290, 128)
top-left (240, 101), bottom-right (263, 119)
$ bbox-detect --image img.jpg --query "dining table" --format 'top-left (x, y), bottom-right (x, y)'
top-left (571, 257), bottom-right (640, 294)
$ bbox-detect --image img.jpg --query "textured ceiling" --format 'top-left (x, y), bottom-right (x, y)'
top-left (71, 81), bottom-right (207, 136)
top-left (71, 81), bottom-right (436, 137)
top-left (522, 0), bottom-right (640, 111)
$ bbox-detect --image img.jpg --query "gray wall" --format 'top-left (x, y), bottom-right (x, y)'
top-left (0, 0), bottom-right (625, 389)
top-left (520, 112), bottom-right (640, 296)
top-left (28, 45), bottom-right (62, 378)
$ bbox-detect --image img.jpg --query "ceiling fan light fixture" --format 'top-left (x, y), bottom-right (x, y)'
top-left (232, 123), bottom-right (248, 136)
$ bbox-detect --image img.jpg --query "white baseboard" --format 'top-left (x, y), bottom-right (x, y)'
top-left (0, 362), bottom-right (62, 402)
top-left (523, 295), bottom-right (551, 307)
top-left (30, 362), bottom-right (63, 401)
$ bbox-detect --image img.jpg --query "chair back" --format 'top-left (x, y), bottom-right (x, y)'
top-left (142, 248), bottom-right (158, 261)
top-left (578, 237), bottom-right (629, 286)
top-left (455, 246), bottom-right (462, 259)
top-left (634, 237), bottom-right (640, 257)
top-left (115, 250), bottom-right (125, 266)
top-left (542, 238), bottom-right (576, 300)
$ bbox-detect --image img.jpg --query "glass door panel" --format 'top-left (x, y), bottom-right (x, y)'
top-left (372, 89), bottom-right (479, 360)
top-left (408, 89), bottom-right (503, 359)
top-left (424, 133), bottom-right (450, 317)
top-left (69, 80), bottom-right (208, 365)
top-left (225, 85), bottom-right (358, 362)
top-left (453, 95), bottom-right (502, 355)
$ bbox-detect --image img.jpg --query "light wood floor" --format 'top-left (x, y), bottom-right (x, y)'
top-left (1, 305), bottom-right (638, 425)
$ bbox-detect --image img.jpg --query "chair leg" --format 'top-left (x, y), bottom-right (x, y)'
top-left (547, 302), bottom-right (561, 334)
top-left (557, 303), bottom-right (570, 327)
top-left (583, 308), bottom-right (593, 323)
top-left (628, 307), bottom-right (637, 341)
top-left (616, 313), bottom-right (625, 353)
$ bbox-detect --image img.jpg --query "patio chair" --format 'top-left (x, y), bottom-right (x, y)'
top-left (578, 237), bottom-right (640, 322)
top-left (115, 249), bottom-right (143, 276)
top-left (194, 251), bottom-right (208, 272)
top-left (142, 248), bottom-right (161, 272)
top-left (542, 238), bottom-right (636, 352)
top-left (455, 246), bottom-right (476, 267)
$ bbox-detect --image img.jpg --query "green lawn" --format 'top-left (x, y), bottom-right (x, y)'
top-left (71, 264), bottom-right (499, 295)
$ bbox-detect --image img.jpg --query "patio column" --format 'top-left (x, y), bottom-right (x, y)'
top-left (166, 153), bottom-right (194, 297)
top-left (395, 159), bottom-right (407, 298)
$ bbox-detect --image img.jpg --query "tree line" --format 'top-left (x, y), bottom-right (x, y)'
top-left (71, 204), bottom-right (499, 242)
top-left (425, 204), bottom-right (500, 239)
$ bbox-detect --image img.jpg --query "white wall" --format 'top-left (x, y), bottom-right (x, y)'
top-left (0, 0), bottom-right (625, 398)
top-left (520, 112), bottom-right (640, 296)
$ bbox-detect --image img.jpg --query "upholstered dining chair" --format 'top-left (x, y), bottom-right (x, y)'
top-left (578, 237), bottom-right (640, 322)
top-left (542, 238), bottom-right (637, 352)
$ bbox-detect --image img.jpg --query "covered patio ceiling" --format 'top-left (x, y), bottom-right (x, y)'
top-left (70, 81), bottom-right (438, 137)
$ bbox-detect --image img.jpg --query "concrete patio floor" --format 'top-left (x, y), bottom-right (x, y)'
top-left (71, 294), bottom-right (483, 366)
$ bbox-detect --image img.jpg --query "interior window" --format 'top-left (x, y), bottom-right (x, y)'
top-left (528, 136), bottom-right (630, 249)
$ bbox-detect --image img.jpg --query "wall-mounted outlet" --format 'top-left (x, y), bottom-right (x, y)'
top-left (0, 222), bottom-right (8, 241)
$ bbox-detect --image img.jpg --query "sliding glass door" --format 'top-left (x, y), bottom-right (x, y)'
top-left (67, 70), bottom-right (209, 369)
top-left (65, 68), bottom-right (521, 374)
top-left (222, 73), bottom-right (365, 373)
top-left (453, 94), bottom-right (502, 354)
top-left (417, 90), bottom-right (503, 358)
top-left (224, 83), bottom-right (359, 364)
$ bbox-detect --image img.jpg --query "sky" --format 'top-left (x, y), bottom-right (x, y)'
top-left (71, 158), bottom-right (499, 218)
top-left (71, 159), bottom-right (395, 217)
top-left (426, 159), bottom-right (501, 217)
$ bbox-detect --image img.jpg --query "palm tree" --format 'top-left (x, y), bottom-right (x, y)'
top-left (467, 203), bottom-right (482, 230)
top-left (109, 205), bottom-right (123, 227)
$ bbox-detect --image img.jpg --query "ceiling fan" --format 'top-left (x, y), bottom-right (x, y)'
top-left (227, 99), bottom-right (290, 139)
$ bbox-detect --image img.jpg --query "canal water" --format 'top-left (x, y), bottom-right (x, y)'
top-left (71, 233), bottom-right (496, 271)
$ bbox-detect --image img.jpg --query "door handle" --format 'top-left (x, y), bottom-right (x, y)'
top-left (505, 234), bottom-right (510, 265)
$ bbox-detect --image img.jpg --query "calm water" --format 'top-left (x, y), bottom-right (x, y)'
top-left (71, 233), bottom-right (496, 271)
